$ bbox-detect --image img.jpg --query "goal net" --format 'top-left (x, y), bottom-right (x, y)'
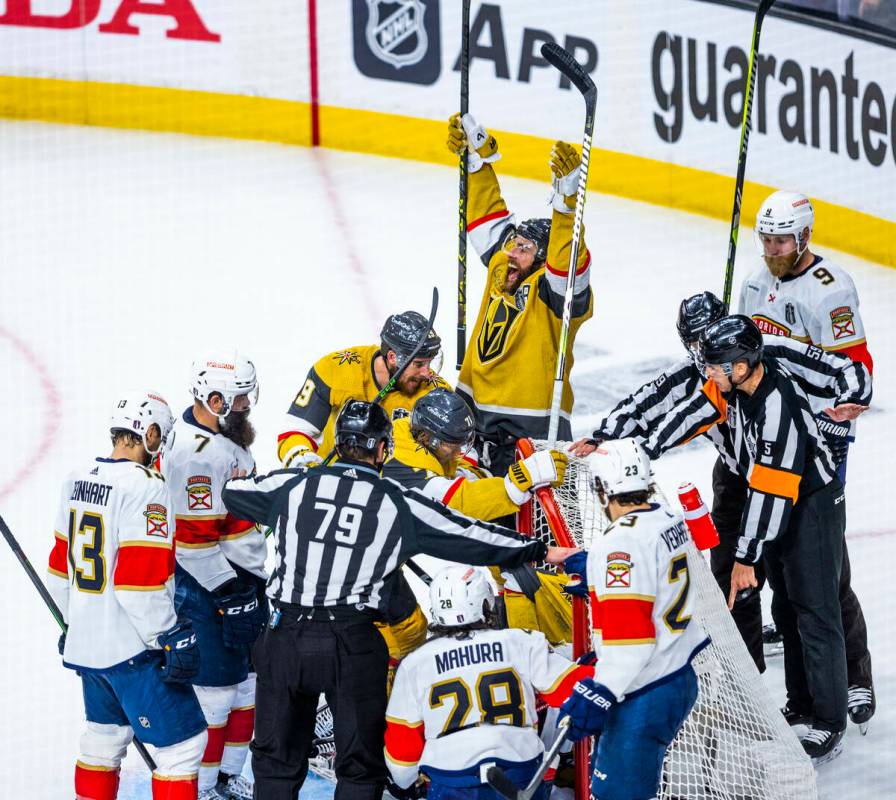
top-left (517, 439), bottom-right (818, 800)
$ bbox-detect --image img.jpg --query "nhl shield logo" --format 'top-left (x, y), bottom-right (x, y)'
top-left (366, 0), bottom-right (428, 68)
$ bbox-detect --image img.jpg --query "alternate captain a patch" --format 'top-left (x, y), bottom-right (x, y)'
top-left (830, 306), bottom-right (856, 340)
top-left (144, 503), bottom-right (169, 538)
top-left (186, 475), bottom-right (212, 510)
top-left (606, 551), bottom-right (632, 588)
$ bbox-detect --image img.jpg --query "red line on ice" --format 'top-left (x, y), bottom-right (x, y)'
top-left (0, 327), bottom-right (61, 501)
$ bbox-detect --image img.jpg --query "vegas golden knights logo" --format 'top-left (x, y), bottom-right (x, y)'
top-left (477, 297), bottom-right (521, 364)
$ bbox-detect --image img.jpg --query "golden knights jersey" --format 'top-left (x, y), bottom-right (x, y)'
top-left (384, 627), bottom-right (590, 787)
top-left (586, 504), bottom-right (708, 699)
top-left (457, 165), bottom-right (593, 441)
top-left (278, 344), bottom-right (451, 463)
top-left (160, 408), bottom-right (266, 592)
top-left (47, 458), bottom-right (177, 670)
top-left (738, 256), bottom-right (872, 372)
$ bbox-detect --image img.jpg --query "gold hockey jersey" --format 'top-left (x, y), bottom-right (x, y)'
top-left (457, 165), bottom-right (593, 441)
top-left (278, 344), bottom-right (451, 463)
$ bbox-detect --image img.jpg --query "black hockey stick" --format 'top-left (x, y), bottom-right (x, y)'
top-left (539, 42), bottom-right (597, 443)
top-left (486, 717), bottom-right (570, 800)
top-left (403, 557), bottom-right (433, 586)
top-left (721, 0), bottom-right (776, 309)
top-left (0, 513), bottom-right (158, 772)
top-left (456, 0), bottom-right (471, 369)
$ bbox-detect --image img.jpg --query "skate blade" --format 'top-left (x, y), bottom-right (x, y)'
top-left (811, 742), bottom-right (844, 767)
top-left (859, 721), bottom-right (869, 736)
top-left (763, 643), bottom-right (785, 658)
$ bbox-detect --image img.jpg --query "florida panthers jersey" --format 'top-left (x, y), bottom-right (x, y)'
top-left (278, 344), bottom-right (451, 464)
top-left (384, 627), bottom-right (590, 788)
top-left (47, 458), bottom-right (177, 671)
top-left (160, 408), bottom-right (265, 592)
top-left (586, 504), bottom-right (707, 699)
top-left (738, 256), bottom-right (872, 371)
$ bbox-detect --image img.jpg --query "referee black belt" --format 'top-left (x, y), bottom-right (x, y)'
top-left (272, 601), bottom-right (381, 624)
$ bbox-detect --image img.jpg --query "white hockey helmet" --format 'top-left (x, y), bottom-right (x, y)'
top-left (754, 190), bottom-right (814, 256)
top-left (190, 349), bottom-right (258, 418)
top-left (110, 390), bottom-right (175, 456)
top-left (585, 438), bottom-right (651, 501)
top-left (429, 565), bottom-right (496, 627)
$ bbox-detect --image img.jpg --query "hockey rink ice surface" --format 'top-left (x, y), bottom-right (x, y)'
top-left (1, 120), bottom-right (893, 799)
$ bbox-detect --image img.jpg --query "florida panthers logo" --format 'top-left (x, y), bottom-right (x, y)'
top-left (144, 504), bottom-right (169, 538)
top-left (477, 296), bottom-right (521, 364)
top-left (186, 475), bottom-right (213, 510)
top-left (606, 551), bottom-right (632, 588)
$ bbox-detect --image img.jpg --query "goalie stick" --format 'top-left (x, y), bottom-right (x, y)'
top-left (539, 42), bottom-right (597, 443)
top-left (486, 717), bottom-right (570, 800)
top-left (721, 0), bottom-right (777, 309)
top-left (0, 513), bottom-right (158, 772)
top-left (456, 0), bottom-right (471, 369)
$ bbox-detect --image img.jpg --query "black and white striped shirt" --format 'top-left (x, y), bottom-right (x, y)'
top-left (647, 360), bottom-right (839, 563)
top-left (222, 461), bottom-right (545, 612)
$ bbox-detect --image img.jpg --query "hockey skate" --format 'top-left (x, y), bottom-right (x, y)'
top-left (197, 787), bottom-right (230, 800)
top-left (762, 622), bottom-right (784, 657)
top-left (848, 684), bottom-right (876, 735)
top-left (781, 702), bottom-right (812, 727)
top-left (217, 773), bottom-right (254, 800)
top-left (799, 727), bottom-right (844, 766)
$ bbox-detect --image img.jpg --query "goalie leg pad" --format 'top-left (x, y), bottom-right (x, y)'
top-left (376, 605), bottom-right (429, 662)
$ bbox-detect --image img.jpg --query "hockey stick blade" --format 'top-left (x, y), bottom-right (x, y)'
top-left (485, 765), bottom-right (524, 800)
top-left (486, 718), bottom-right (570, 800)
top-left (540, 42), bottom-right (596, 102)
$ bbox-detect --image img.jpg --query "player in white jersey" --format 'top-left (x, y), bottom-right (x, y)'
top-left (47, 391), bottom-right (207, 800)
top-left (385, 566), bottom-right (592, 800)
top-left (559, 439), bottom-right (707, 800)
top-left (160, 352), bottom-right (268, 800)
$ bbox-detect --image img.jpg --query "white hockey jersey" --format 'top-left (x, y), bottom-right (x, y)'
top-left (586, 504), bottom-right (707, 699)
top-left (160, 408), bottom-right (266, 592)
top-left (47, 458), bottom-right (177, 671)
top-left (384, 627), bottom-right (590, 788)
top-left (738, 256), bottom-right (871, 365)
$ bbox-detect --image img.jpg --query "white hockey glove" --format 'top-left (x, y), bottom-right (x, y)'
top-left (447, 112), bottom-right (500, 173)
top-left (549, 141), bottom-right (581, 213)
top-left (504, 449), bottom-right (568, 505)
top-left (282, 443), bottom-right (323, 469)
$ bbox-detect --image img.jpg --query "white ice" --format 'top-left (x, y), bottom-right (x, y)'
top-left (0, 120), bottom-right (892, 799)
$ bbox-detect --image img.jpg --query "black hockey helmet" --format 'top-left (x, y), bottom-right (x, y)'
top-left (380, 311), bottom-right (441, 361)
top-left (699, 315), bottom-right (764, 371)
top-left (411, 389), bottom-right (476, 451)
top-left (677, 291), bottom-right (727, 349)
top-left (505, 218), bottom-right (551, 265)
top-left (334, 400), bottom-right (393, 459)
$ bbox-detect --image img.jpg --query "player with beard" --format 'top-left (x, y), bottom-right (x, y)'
top-left (447, 114), bottom-right (593, 477)
top-left (277, 310), bottom-right (450, 468)
top-left (160, 352), bottom-right (268, 800)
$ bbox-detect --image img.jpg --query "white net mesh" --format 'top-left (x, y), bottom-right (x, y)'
top-left (521, 441), bottom-right (818, 800)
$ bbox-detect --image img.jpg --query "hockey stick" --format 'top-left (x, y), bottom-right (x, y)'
top-left (456, 0), bottom-right (471, 369)
top-left (404, 557), bottom-right (433, 586)
top-left (486, 717), bottom-right (570, 800)
top-left (721, 0), bottom-right (776, 309)
top-left (0, 513), bottom-right (158, 772)
top-left (540, 42), bottom-right (597, 443)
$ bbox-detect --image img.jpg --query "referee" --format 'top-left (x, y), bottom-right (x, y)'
top-left (222, 400), bottom-right (573, 800)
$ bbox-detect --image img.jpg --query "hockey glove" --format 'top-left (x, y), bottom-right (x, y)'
top-left (550, 141), bottom-right (582, 212)
top-left (502, 564), bottom-right (542, 602)
top-left (58, 631), bottom-right (66, 656)
top-left (159, 621), bottom-right (200, 683)
top-left (562, 550), bottom-right (588, 579)
top-left (559, 678), bottom-right (616, 742)
top-left (814, 412), bottom-right (851, 466)
top-left (214, 580), bottom-right (264, 649)
top-left (447, 113), bottom-right (500, 173)
top-left (504, 450), bottom-right (569, 504)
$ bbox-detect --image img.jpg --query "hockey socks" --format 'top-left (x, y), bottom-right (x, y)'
top-left (75, 761), bottom-right (120, 800)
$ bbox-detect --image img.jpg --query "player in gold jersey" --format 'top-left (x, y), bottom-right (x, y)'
top-left (277, 310), bottom-right (450, 467)
top-left (448, 114), bottom-right (594, 476)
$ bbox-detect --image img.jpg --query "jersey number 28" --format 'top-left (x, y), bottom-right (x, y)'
top-left (430, 668), bottom-right (525, 734)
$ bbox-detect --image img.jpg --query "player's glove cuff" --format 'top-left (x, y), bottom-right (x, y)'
top-left (158, 620), bottom-right (200, 684)
top-left (559, 678), bottom-right (616, 742)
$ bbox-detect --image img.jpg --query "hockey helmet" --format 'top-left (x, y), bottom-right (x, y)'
top-left (676, 291), bottom-right (727, 352)
top-left (754, 190), bottom-right (814, 256)
top-left (190, 350), bottom-right (258, 419)
top-left (411, 389), bottom-right (475, 452)
top-left (585, 438), bottom-right (651, 501)
top-left (110, 390), bottom-right (175, 456)
top-left (429, 565), bottom-right (496, 627)
top-left (699, 315), bottom-right (764, 375)
top-left (334, 400), bottom-right (394, 459)
top-left (380, 311), bottom-right (442, 362)
top-left (503, 218), bottom-right (551, 265)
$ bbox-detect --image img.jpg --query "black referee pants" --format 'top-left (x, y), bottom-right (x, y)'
top-left (251, 611), bottom-right (390, 800)
top-left (764, 481), bottom-right (848, 732)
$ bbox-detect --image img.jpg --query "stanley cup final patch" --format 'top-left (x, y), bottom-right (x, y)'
top-left (144, 504), bottom-right (169, 538)
top-left (830, 306), bottom-right (856, 340)
top-left (186, 475), bottom-right (213, 510)
top-left (606, 551), bottom-right (632, 588)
